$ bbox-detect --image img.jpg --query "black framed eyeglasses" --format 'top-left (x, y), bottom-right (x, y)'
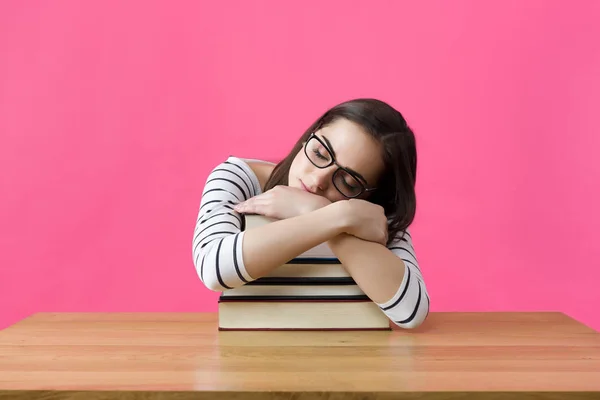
top-left (303, 132), bottom-right (377, 198)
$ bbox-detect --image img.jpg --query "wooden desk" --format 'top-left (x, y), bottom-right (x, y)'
top-left (0, 312), bottom-right (599, 399)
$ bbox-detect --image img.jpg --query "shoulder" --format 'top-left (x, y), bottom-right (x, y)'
top-left (386, 227), bottom-right (421, 270)
top-left (386, 227), bottom-right (417, 258)
top-left (234, 157), bottom-right (276, 193)
top-left (246, 160), bottom-right (276, 192)
top-left (209, 156), bottom-right (275, 195)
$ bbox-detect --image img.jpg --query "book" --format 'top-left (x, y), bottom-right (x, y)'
top-left (266, 260), bottom-right (350, 278)
top-left (219, 277), bottom-right (364, 298)
top-left (217, 214), bottom-right (390, 331)
top-left (218, 297), bottom-right (390, 330)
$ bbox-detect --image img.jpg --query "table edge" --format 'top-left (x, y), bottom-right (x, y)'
top-left (1, 390), bottom-right (599, 400)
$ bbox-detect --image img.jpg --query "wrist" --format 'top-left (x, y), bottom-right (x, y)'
top-left (324, 200), bottom-right (352, 235)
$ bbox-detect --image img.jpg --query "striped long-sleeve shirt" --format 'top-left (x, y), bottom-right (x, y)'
top-left (192, 156), bottom-right (430, 329)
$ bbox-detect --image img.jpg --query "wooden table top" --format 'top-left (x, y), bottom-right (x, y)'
top-left (0, 312), bottom-right (599, 399)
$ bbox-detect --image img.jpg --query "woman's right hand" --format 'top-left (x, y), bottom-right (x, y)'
top-left (337, 199), bottom-right (389, 245)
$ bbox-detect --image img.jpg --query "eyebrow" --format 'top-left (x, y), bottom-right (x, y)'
top-left (320, 134), bottom-right (369, 185)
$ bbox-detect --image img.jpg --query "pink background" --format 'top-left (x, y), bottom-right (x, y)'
top-left (1, 1), bottom-right (599, 331)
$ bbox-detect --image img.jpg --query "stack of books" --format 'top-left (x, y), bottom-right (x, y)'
top-left (217, 215), bottom-right (391, 331)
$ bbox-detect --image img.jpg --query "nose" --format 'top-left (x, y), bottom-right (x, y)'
top-left (308, 166), bottom-right (334, 193)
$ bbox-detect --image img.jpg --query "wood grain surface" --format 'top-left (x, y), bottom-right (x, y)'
top-left (0, 312), bottom-right (599, 400)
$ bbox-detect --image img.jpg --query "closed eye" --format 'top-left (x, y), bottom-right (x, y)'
top-left (312, 148), bottom-right (328, 160)
top-left (342, 178), bottom-right (358, 190)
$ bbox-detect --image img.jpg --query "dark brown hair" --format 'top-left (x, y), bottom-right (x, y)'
top-left (264, 98), bottom-right (417, 244)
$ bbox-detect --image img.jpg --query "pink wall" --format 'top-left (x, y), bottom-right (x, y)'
top-left (1, 1), bottom-right (599, 331)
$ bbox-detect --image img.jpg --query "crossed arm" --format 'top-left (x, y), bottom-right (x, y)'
top-left (192, 157), bottom-right (429, 328)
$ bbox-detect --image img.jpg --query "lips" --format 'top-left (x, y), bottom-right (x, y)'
top-left (300, 180), bottom-right (315, 194)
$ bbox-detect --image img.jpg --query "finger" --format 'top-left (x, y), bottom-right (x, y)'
top-left (233, 192), bottom-right (266, 211)
top-left (233, 199), bottom-right (253, 213)
top-left (233, 200), bottom-right (247, 210)
top-left (235, 198), bottom-right (268, 215)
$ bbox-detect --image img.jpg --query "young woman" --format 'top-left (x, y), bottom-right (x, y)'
top-left (192, 98), bottom-right (430, 329)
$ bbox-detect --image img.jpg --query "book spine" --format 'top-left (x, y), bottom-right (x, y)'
top-left (218, 295), bottom-right (371, 302)
top-left (244, 277), bottom-right (356, 285)
top-left (218, 327), bottom-right (391, 331)
top-left (286, 258), bottom-right (341, 264)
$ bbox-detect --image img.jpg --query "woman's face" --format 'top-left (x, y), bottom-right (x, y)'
top-left (288, 118), bottom-right (385, 202)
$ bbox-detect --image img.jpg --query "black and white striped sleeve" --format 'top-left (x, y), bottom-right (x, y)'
top-left (377, 229), bottom-right (430, 329)
top-left (192, 157), bottom-right (260, 291)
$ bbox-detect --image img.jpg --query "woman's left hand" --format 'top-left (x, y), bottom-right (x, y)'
top-left (233, 185), bottom-right (331, 220)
